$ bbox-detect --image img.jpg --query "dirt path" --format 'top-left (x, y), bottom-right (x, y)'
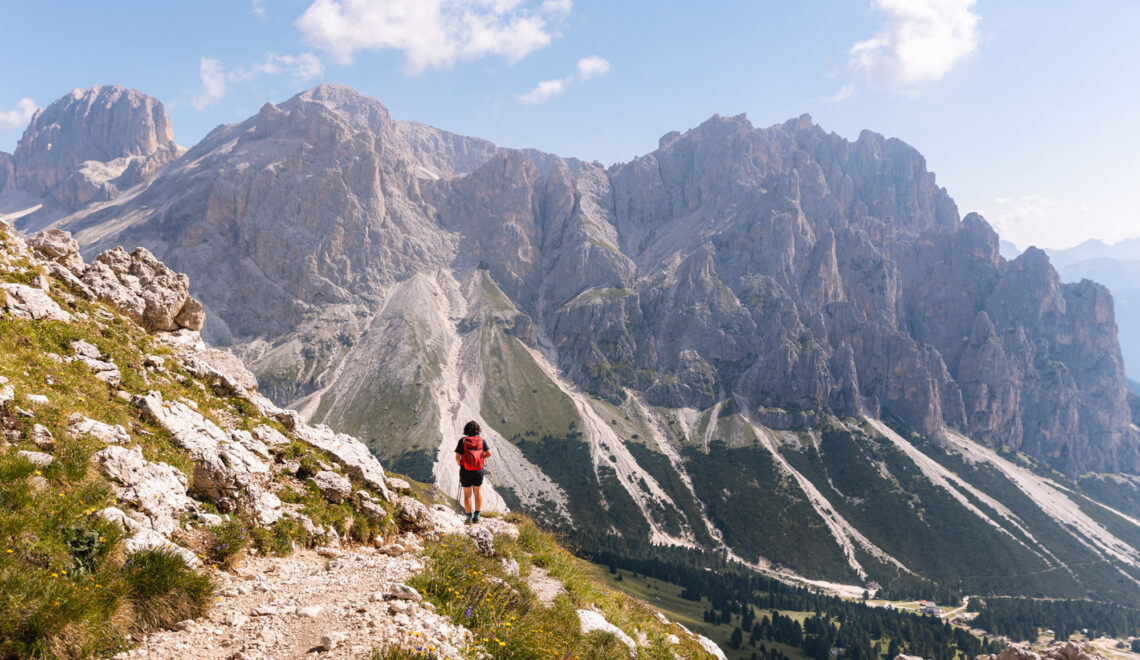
top-left (113, 540), bottom-right (471, 660)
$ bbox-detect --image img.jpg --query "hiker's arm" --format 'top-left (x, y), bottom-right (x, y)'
top-left (454, 452), bottom-right (462, 466)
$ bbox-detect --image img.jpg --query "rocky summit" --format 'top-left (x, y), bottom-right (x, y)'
top-left (0, 85), bottom-right (183, 223)
top-left (11, 84), bottom-right (1140, 607)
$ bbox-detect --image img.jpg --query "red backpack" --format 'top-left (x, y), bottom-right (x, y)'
top-left (460, 436), bottom-right (486, 471)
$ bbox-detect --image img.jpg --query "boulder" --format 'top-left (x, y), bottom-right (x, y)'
top-left (397, 496), bottom-right (432, 531)
top-left (292, 421), bottom-right (392, 501)
top-left (696, 634), bottom-right (728, 660)
top-left (17, 450), bottom-right (53, 467)
top-left (28, 229), bottom-right (85, 273)
top-left (93, 445), bottom-right (193, 536)
top-left (467, 525), bottom-right (495, 555)
top-left (81, 247), bottom-right (204, 332)
top-left (251, 424), bottom-right (290, 448)
top-left (70, 340), bottom-right (121, 386)
top-left (0, 283), bottom-right (73, 322)
top-left (67, 412), bottom-right (130, 444)
top-left (30, 424), bottom-right (55, 449)
top-left (0, 384), bottom-right (13, 407)
top-left (311, 470), bottom-right (352, 503)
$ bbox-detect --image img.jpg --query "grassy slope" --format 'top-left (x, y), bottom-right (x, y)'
top-left (407, 515), bottom-right (712, 660)
top-left (0, 230), bottom-right (397, 656)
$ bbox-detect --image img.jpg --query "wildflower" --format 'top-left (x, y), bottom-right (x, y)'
top-left (51, 573), bottom-right (58, 578)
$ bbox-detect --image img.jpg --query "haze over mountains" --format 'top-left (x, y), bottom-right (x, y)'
top-left (4, 84), bottom-right (1140, 602)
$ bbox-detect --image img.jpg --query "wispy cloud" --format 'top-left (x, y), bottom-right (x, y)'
top-left (829, 83), bottom-right (855, 102)
top-left (518, 55), bottom-right (610, 105)
top-left (518, 79), bottom-right (567, 104)
top-left (192, 53), bottom-right (325, 111)
top-left (849, 0), bottom-right (980, 91)
top-left (252, 0), bottom-right (266, 17)
top-left (295, 0), bottom-right (570, 74)
top-left (192, 58), bottom-right (227, 111)
top-left (0, 98), bottom-right (38, 132)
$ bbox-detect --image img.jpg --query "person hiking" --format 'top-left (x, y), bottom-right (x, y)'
top-left (455, 420), bottom-right (491, 523)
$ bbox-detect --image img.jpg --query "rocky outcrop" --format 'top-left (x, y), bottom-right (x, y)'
top-left (93, 445), bottom-right (194, 536)
top-left (976, 640), bottom-right (1106, 660)
top-left (134, 390), bottom-right (281, 524)
top-left (12, 85), bottom-right (181, 210)
top-left (27, 229), bottom-right (204, 332)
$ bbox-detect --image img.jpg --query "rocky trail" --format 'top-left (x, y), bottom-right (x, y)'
top-left (116, 534), bottom-right (470, 660)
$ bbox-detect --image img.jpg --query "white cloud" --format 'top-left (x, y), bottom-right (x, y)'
top-left (576, 55), bottom-right (610, 80)
top-left (829, 83), bottom-right (855, 102)
top-left (192, 57), bottom-right (228, 111)
top-left (0, 98), bottom-right (38, 132)
top-left (540, 0), bottom-right (572, 16)
top-left (517, 54), bottom-right (609, 104)
top-left (849, 0), bottom-right (979, 90)
top-left (252, 0), bottom-right (266, 17)
top-left (518, 78), bottom-right (566, 104)
top-left (242, 52), bottom-right (326, 80)
top-left (0, 98), bottom-right (37, 132)
top-left (192, 53), bottom-right (325, 111)
top-left (295, 0), bottom-right (569, 74)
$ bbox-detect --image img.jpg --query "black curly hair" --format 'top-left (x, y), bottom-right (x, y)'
top-left (463, 420), bottom-right (481, 436)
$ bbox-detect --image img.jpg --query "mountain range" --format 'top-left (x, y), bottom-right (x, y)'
top-left (4, 84), bottom-right (1140, 603)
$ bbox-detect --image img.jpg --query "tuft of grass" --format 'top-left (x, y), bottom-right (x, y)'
top-left (124, 549), bottom-right (213, 629)
top-left (205, 516), bottom-right (250, 569)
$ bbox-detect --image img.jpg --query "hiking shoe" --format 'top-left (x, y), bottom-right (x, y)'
top-left (465, 512), bottom-right (473, 524)
top-left (472, 511), bottom-right (481, 523)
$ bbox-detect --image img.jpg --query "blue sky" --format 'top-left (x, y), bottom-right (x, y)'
top-left (2, 0), bottom-right (1138, 250)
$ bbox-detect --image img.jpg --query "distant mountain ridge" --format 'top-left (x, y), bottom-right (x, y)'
top-left (11, 84), bottom-right (1140, 602)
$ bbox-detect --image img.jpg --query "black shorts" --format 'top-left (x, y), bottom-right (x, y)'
top-left (459, 468), bottom-right (484, 488)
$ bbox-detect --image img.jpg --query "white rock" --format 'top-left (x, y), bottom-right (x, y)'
top-left (251, 425), bottom-right (290, 448)
top-left (134, 391), bottom-right (279, 523)
top-left (17, 450), bottom-right (53, 467)
top-left (386, 477), bottom-right (412, 492)
top-left (93, 445), bottom-right (193, 536)
top-left (67, 413), bottom-right (130, 444)
top-left (577, 609), bottom-right (637, 655)
top-left (667, 634), bottom-right (680, 645)
top-left (467, 525), bottom-right (495, 555)
top-left (288, 420), bottom-right (392, 501)
top-left (0, 283), bottom-right (73, 322)
top-left (697, 634), bottom-right (728, 660)
top-left (320, 631), bottom-right (346, 651)
top-left (0, 384), bottom-right (13, 406)
top-left (99, 508), bottom-right (200, 568)
top-left (25, 394), bottom-right (49, 405)
top-left (31, 424), bottom-right (55, 449)
top-left (297, 605), bottom-right (324, 618)
top-left (311, 470), bottom-right (352, 503)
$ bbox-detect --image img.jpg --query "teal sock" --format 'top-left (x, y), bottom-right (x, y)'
top-left (473, 511), bottom-right (481, 522)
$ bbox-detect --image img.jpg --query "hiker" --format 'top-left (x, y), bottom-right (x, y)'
top-left (455, 420), bottom-right (491, 523)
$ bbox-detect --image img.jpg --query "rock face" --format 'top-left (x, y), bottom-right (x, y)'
top-left (66, 89), bottom-right (1139, 477)
top-left (12, 85), bottom-right (181, 210)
